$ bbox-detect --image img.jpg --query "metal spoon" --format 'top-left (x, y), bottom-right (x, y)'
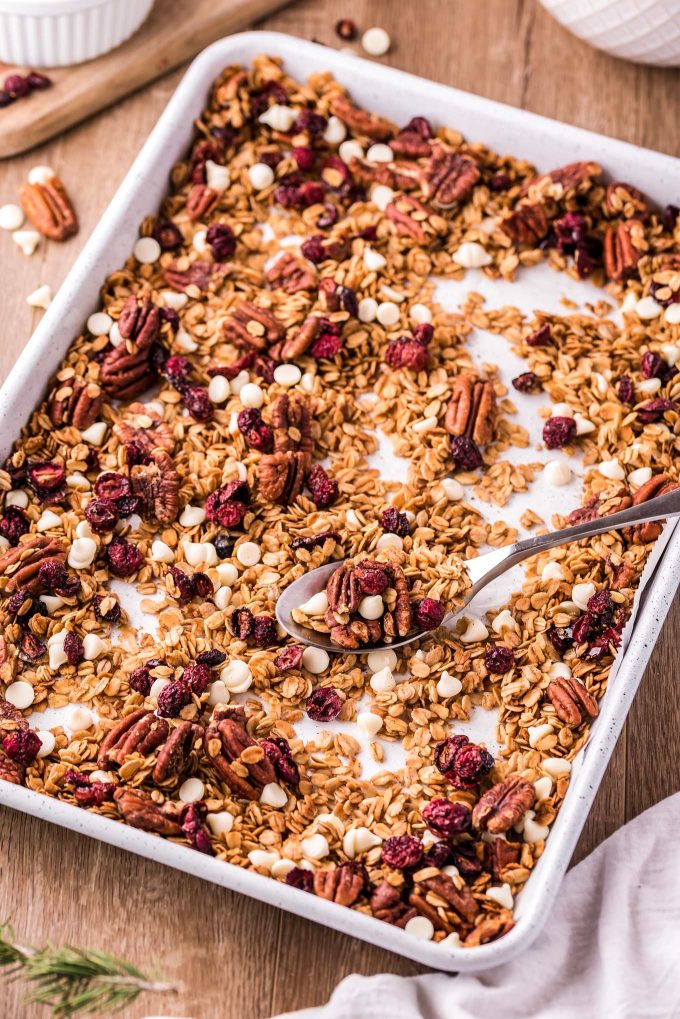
top-left (276, 484), bottom-right (680, 654)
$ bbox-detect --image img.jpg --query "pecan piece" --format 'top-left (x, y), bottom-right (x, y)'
top-left (604, 181), bottom-right (649, 219)
top-left (386, 194), bottom-right (440, 242)
top-left (205, 716), bottom-right (276, 800)
top-left (603, 220), bottom-right (645, 282)
top-left (389, 563), bottom-right (413, 637)
top-left (266, 252), bottom-right (316, 293)
top-left (48, 375), bottom-right (103, 430)
top-left (445, 373), bottom-right (497, 445)
top-left (524, 161), bottom-right (601, 196)
top-left (501, 203), bottom-right (550, 245)
top-left (223, 301), bottom-right (285, 352)
top-left (0, 536), bottom-right (66, 595)
top-left (19, 176), bottom-right (78, 241)
top-left (547, 677), bottom-right (599, 726)
top-left (0, 749), bottom-right (25, 785)
top-left (329, 95), bottom-right (395, 141)
top-left (117, 295), bottom-right (161, 350)
top-left (485, 837), bottom-right (522, 879)
top-left (99, 344), bottom-right (157, 400)
top-left (567, 496), bottom-right (601, 526)
top-left (314, 863), bottom-right (365, 906)
top-left (423, 147), bottom-right (481, 208)
top-left (186, 184), bottom-right (219, 221)
top-left (152, 721), bottom-right (204, 784)
top-left (326, 564), bottom-right (360, 616)
top-left (464, 909), bottom-right (515, 946)
top-left (163, 261), bottom-right (216, 292)
top-left (472, 775), bottom-right (535, 834)
top-left (258, 451), bottom-right (310, 505)
top-left (0, 697), bottom-right (29, 733)
top-left (348, 157), bottom-right (419, 193)
top-left (626, 474), bottom-right (680, 543)
top-left (270, 393), bottom-right (313, 456)
top-left (130, 447), bottom-right (180, 524)
top-left (277, 316), bottom-right (319, 361)
top-left (370, 879), bottom-right (417, 928)
top-left (113, 402), bottom-right (174, 454)
top-left (420, 872), bottom-right (480, 924)
top-left (98, 709), bottom-right (170, 768)
top-left (408, 891), bottom-right (455, 933)
top-left (113, 787), bottom-right (181, 836)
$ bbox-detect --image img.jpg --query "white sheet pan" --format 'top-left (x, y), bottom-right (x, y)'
top-left (0, 32), bottom-right (678, 972)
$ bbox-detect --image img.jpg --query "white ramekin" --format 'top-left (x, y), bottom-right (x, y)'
top-left (539, 0), bottom-right (680, 67)
top-left (0, 0), bottom-right (154, 67)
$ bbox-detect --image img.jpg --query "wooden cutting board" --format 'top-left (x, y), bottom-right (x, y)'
top-left (0, 0), bottom-right (292, 159)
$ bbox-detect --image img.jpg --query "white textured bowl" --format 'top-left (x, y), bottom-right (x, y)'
top-left (0, 0), bottom-right (154, 67)
top-left (540, 0), bottom-right (680, 66)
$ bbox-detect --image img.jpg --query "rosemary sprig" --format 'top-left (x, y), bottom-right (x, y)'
top-left (0, 920), bottom-right (176, 1017)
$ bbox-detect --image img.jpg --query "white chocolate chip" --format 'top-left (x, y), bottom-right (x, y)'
top-left (551, 402), bottom-right (574, 418)
top-left (80, 422), bottom-right (107, 445)
top-left (260, 782), bottom-right (288, 809)
top-left (133, 236), bottom-right (161, 264)
top-left (28, 165), bottom-right (55, 185)
top-left (42, 595), bottom-right (64, 615)
top-left (248, 849), bottom-right (280, 871)
top-left (0, 203), bottom-right (24, 230)
top-left (491, 609), bottom-right (516, 634)
top-left (259, 104), bottom-right (297, 132)
top-left (151, 540), bottom-right (174, 563)
top-left (370, 667), bottom-right (396, 694)
top-left (213, 587), bottom-right (232, 611)
top-left (339, 139), bottom-right (364, 164)
top-left (453, 241), bottom-right (492, 268)
top-left (150, 678), bottom-right (170, 700)
top-left (358, 297), bottom-right (378, 322)
top-left (176, 328), bottom-right (197, 352)
top-left (460, 619), bottom-right (489, 643)
top-left (216, 563), bottom-right (238, 587)
top-left (363, 247), bottom-right (387, 271)
top-left (376, 301), bottom-right (400, 326)
top-left (5, 681), bottom-right (34, 709)
top-left (376, 533), bottom-right (403, 551)
top-left (572, 582), bottom-right (596, 610)
top-left (207, 679), bottom-right (230, 705)
top-left (68, 536), bottom-right (97, 570)
top-left (574, 414), bottom-right (596, 436)
top-left (549, 661), bottom-right (571, 680)
top-left (439, 477), bottom-right (464, 501)
top-left (405, 915), bottom-right (434, 940)
top-left (205, 159), bottom-right (230, 192)
top-left (323, 116), bottom-right (347, 145)
top-left (543, 460), bottom-right (572, 487)
top-left (66, 705), bottom-right (92, 731)
top-left (75, 520), bottom-right (94, 539)
top-left (248, 162), bottom-right (275, 190)
top-left (240, 382), bottom-right (264, 408)
top-left (66, 472), bottom-right (90, 491)
top-left (412, 415), bottom-right (438, 434)
top-left (635, 296), bottom-right (661, 319)
top-left (522, 809), bottom-right (550, 843)
top-left (36, 730), bottom-right (56, 757)
top-left (109, 321), bottom-right (123, 347)
top-left (299, 591), bottom-right (329, 616)
top-left (36, 509), bottom-right (62, 532)
top-left (184, 541), bottom-right (217, 568)
top-left (208, 378), bottom-right (230, 411)
top-left (528, 723), bottom-right (554, 748)
top-left (271, 858), bottom-right (297, 878)
top-left (541, 561), bottom-right (565, 582)
top-left (486, 883), bottom-right (514, 909)
top-left (367, 649), bottom-right (397, 672)
top-left (301, 646), bottom-right (329, 675)
top-left (236, 541), bottom-right (261, 567)
top-left (343, 826), bottom-right (382, 858)
top-left (361, 26), bottom-right (391, 56)
top-left (370, 184), bottom-right (395, 211)
top-left (359, 595), bottom-right (384, 621)
top-left (301, 833), bottom-right (330, 860)
top-left (6, 489), bottom-right (28, 508)
top-left (220, 659), bottom-right (253, 694)
top-left (274, 363), bottom-right (302, 387)
top-left (664, 304), bottom-right (680, 325)
top-left (542, 757), bottom-right (572, 779)
top-left (161, 289), bottom-right (188, 309)
top-left (628, 466), bottom-right (652, 489)
top-left (179, 505), bottom-right (206, 527)
top-left (192, 231), bottom-right (207, 253)
top-left (12, 229), bottom-right (40, 255)
top-left (48, 631), bottom-right (68, 670)
top-left (409, 303), bottom-right (432, 324)
top-left (301, 371), bottom-right (316, 393)
top-left (439, 931), bottom-right (462, 948)
top-left (621, 290), bottom-right (638, 313)
top-left (436, 670), bottom-right (462, 698)
top-left (534, 776), bottom-right (553, 801)
top-left (357, 711), bottom-right (383, 737)
top-left (207, 811), bottom-right (234, 836)
top-left (179, 777), bottom-right (205, 803)
top-left (637, 377), bottom-right (661, 395)
top-left (598, 459), bottom-right (625, 481)
top-left (230, 370), bottom-right (250, 396)
top-left (82, 634), bottom-right (107, 660)
top-left (26, 284), bottom-right (52, 309)
top-left (366, 143), bottom-right (393, 164)
top-left (87, 311), bottom-right (113, 336)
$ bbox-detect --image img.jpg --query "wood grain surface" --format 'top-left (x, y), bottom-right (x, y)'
top-left (1, 2), bottom-right (679, 1016)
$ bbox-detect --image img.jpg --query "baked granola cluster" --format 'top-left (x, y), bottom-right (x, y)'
top-left (0, 55), bottom-right (679, 950)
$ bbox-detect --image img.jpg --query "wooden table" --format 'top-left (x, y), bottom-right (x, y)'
top-left (1, 2), bottom-right (679, 1015)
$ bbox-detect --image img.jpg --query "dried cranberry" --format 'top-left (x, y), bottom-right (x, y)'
top-left (484, 645), bottom-right (514, 674)
top-left (115, 495), bottom-right (143, 517)
top-left (512, 371), bottom-right (541, 393)
top-left (156, 680), bottom-right (192, 717)
top-left (450, 435), bottom-right (482, 471)
top-left (452, 842), bottom-right (483, 876)
top-left (301, 235), bottom-right (326, 263)
top-left (162, 354), bottom-right (191, 386)
top-left (195, 649), bottom-right (227, 668)
top-left (205, 482), bottom-right (250, 528)
top-left (637, 399), bottom-right (676, 424)
top-left (546, 624), bottom-right (574, 653)
top-left (385, 339), bottom-right (430, 371)
top-left (26, 71), bottom-right (51, 90)
top-left (402, 116), bottom-right (433, 139)
top-left (489, 171), bottom-right (512, 191)
top-left (0, 90), bottom-right (13, 108)
top-left (4, 74), bottom-right (30, 99)
top-left (317, 204), bottom-right (338, 229)
top-left (306, 687), bottom-right (342, 722)
top-left (641, 351), bottom-right (665, 379)
top-left (543, 416), bottom-right (577, 449)
top-left (182, 385), bottom-right (213, 422)
top-left (306, 464), bottom-right (338, 508)
top-left (422, 798), bottom-right (472, 837)
top-left (293, 109), bottom-right (327, 136)
top-left (554, 212), bottom-right (587, 254)
top-left (153, 221), bottom-right (183, 252)
top-left (26, 461), bottom-right (65, 499)
top-left (85, 498), bottom-right (119, 534)
top-left (94, 472), bottom-right (131, 502)
top-left (38, 560), bottom-right (80, 597)
top-left (0, 506), bottom-right (29, 545)
top-left (206, 223), bottom-right (236, 260)
top-left (526, 324), bottom-right (552, 347)
top-left (356, 563), bottom-right (389, 595)
top-left (17, 633), bottom-right (46, 662)
top-left (193, 573), bottom-right (213, 599)
top-left (586, 590), bottom-right (611, 617)
top-left (426, 840), bottom-right (452, 869)
top-left (617, 376), bottom-right (634, 403)
top-left (253, 615), bottom-right (277, 646)
top-left (414, 598), bottom-right (445, 631)
top-left (292, 146), bottom-right (315, 172)
top-left (106, 536), bottom-right (144, 578)
top-left (571, 612), bottom-right (596, 644)
top-left (274, 646), bottom-right (304, 670)
top-left (181, 801), bottom-right (214, 855)
top-left (335, 18), bottom-right (358, 40)
top-left (182, 662), bottom-right (211, 695)
top-left (286, 867), bottom-right (314, 892)
top-left (290, 531), bottom-right (341, 552)
top-left (2, 729), bottom-right (41, 766)
top-left (123, 440), bottom-right (150, 467)
top-left (649, 281), bottom-right (677, 308)
top-left (434, 734), bottom-right (494, 790)
top-left (381, 507), bottom-right (410, 537)
top-left (381, 835), bottom-right (423, 870)
top-left (311, 330), bottom-right (344, 359)
top-left (261, 736), bottom-right (299, 785)
top-left (63, 632), bottom-right (83, 666)
top-left (213, 533), bottom-right (236, 559)
top-left (65, 770), bottom-right (115, 807)
top-left (7, 588), bottom-right (34, 617)
top-left (230, 608), bottom-right (255, 640)
top-left (168, 566), bottom-right (195, 604)
top-left (129, 664), bottom-right (154, 696)
top-left (237, 408), bottom-right (274, 453)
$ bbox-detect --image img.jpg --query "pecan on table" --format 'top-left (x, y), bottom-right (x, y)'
top-left (113, 402), bottom-right (174, 454)
top-left (445, 373), bottom-right (497, 446)
top-left (265, 252), bottom-right (316, 294)
top-left (117, 295), bottom-right (161, 350)
top-left (276, 316), bottom-right (319, 361)
top-left (603, 220), bottom-right (645, 282)
top-left (313, 863), bottom-right (365, 906)
top-left (130, 447), bottom-right (180, 524)
top-left (97, 709), bottom-right (170, 768)
top-left (258, 451), bottom-right (310, 505)
top-left (472, 774), bottom-right (535, 834)
top-left (152, 720), bottom-right (204, 784)
top-left (270, 393), bottom-right (313, 456)
top-left (205, 714), bottom-right (276, 800)
top-left (0, 536), bottom-right (66, 595)
top-left (186, 183), bottom-right (219, 221)
top-left (500, 202), bottom-right (550, 246)
top-left (48, 374), bottom-right (103, 430)
top-left (547, 677), bottom-right (599, 727)
top-left (99, 344), bottom-right (157, 401)
top-left (19, 175), bottom-right (78, 241)
top-left (113, 787), bottom-right (182, 836)
top-left (418, 872), bottom-right (480, 924)
top-left (624, 473), bottom-right (680, 543)
top-left (423, 146), bottom-right (481, 208)
top-left (464, 909), bottom-right (515, 946)
top-left (329, 95), bottom-right (395, 141)
top-left (223, 301), bottom-right (285, 352)
top-left (370, 879), bottom-right (417, 928)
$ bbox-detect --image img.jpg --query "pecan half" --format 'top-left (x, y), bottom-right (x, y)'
top-left (113, 402), bottom-right (174, 454)
top-left (524, 161), bottom-right (601, 196)
top-left (187, 184), bottom-right (219, 221)
top-left (603, 220), bottom-right (645, 282)
top-left (324, 615), bottom-right (382, 649)
top-left (464, 909), bottom-right (515, 946)
top-left (258, 451), bottom-right (310, 505)
top-left (99, 344), bottom-right (157, 400)
top-left (48, 375), bottom-right (103, 430)
top-left (370, 879), bottom-right (417, 928)
top-left (270, 393), bottom-right (313, 456)
top-left (205, 716), bottom-right (276, 800)
top-left (113, 787), bottom-right (181, 836)
top-left (423, 147), bottom-right (481, 208)
top-left (326, 563), bottom-right (361, 616)
top-left (276, 316), bottom-right (319, 361)
top-left (329, 95), bottom-right (395, 141)
top-left (97, 709), bottom-right (170, 768)
top-left (152, 721), bottom-right (204, 784)
top-left (547, 677), bottom-right (599, 726)
top-left (0, 536), bottom-right (66, 595)
top-left (420, 872), bottom-right (480, 923)
top-left (265, 252), bottom-right (316, 293)
top-left (445, 373), bottom-right (497, 445)
top-left (223, 301), bottom-right (285, 352)
top-left (567, 495), bottom-right (601, 526)
top-left (383, 563), bottom-right (412, 638)
top-left (19, 176), bottom-right (78, 241)
top-left (117, 295), bottom-right (161, 350)
top-left (386, 194), bottom-right (441, 242)
top-left (349, 157), bottom-right (419, 193)
top-left (472, 775), bottom-right (535, 834)
top-left (314, 863), bottom-right (365, 906)
top-left (163, 261), bottom-right (216, 292)
top-left (130, 447), bottom-right (180, 524)
top-left (500, 203), bottom-right (550, 245)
